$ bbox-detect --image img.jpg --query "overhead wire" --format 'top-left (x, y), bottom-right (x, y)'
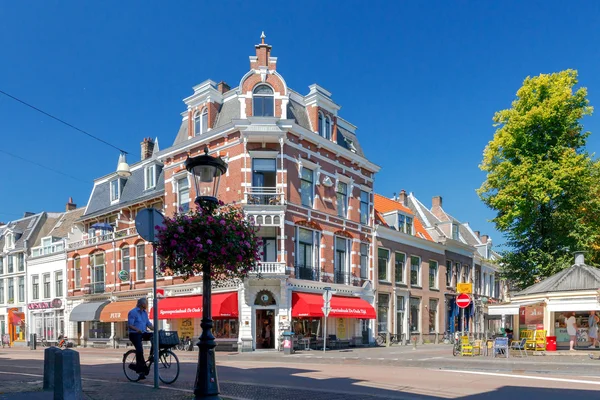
top-left (0, 149), bottom-right (89, 183)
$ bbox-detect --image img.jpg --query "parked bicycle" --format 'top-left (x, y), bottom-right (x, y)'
top-left (175, 336), bottom-right (193, 351)
top-left (58, 335), bottom-right (72, 349)
top-left (38, 336), bottom-right (49, 348)
top-left (122, 330), bottom-right (180, 384)
top-left (376, 332), bottom-right (400, 346)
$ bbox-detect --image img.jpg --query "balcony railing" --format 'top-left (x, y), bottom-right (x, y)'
top-left (295, 265), bottom-right (320, 281)
top-left (251, 262), bottom-right (286, 275)
top-left (67, 227), bottom-right (138, 250)
top-left (245, 187), bottom-right (284, 206)
top-left (83, 282), bottom-right (105, 294)
top-left (31, 241), bottom-right (65, 257)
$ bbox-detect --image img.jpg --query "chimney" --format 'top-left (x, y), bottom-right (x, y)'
top-left (254, 31), bottom-right (272, 68)
top-left (398, 190), bottom-right (408, 206)
top-left (474, 231), bottom-right (481, 239)
top-left (432, 196), bottom-right (443, 209)
top-left (141, 137), bottom-right (155, 161)
top-left (574, 251), bottom-right (586, 265)
top-left (481, 234), bottom-right (489, 243)
top-left (217, 81), bottom-right (230, 94)
top-left (66, 197), bottom-right (77, 211)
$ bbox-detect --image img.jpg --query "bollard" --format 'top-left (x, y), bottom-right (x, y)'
top-left (43, 347), bottom-right (61, 391)
top-left (412, 335), bottom-right (417, 350)
top-left (54, 349), bottom-right (83, 400)
top-left (386, 331), bottom-right (390, 348)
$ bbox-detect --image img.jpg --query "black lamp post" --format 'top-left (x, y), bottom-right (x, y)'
top-left (185, 146), bottom-right (228, 400)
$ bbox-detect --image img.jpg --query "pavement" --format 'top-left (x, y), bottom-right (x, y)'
top-left (1, 344), bottom-right (600, 399)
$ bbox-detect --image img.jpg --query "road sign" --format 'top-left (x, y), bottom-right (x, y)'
top-left (321, 307), bottom-right (331, 317)
top-left (456, 293), bottom-right (471, 309)
top-left (135, 208), bottom-right (165, 243)
top-left (156, 288), bottom-right (165, 298)
top-left (323, 291), bottom-right (332, 303)
top-left (457, 283), bottom-right (472, 294)
top-left (118, 270), bottom-right (130, 282)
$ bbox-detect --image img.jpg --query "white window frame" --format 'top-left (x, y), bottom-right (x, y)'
top-left (378, 248), bottom-right (390, 282)
top-left (334, 236), bottom-right (349, 284)
top-left (43, 273), bottom-right (51, 299)
top-left (397, 213), bottom-right (414, 235)
top-left (74, 257), bottom-right (81, 289)
top-left (325, 116), bottom-right (332, 140)
top-left (144, 165), bottom-right (157, 190)
top-left (110, 178), bottom-right (124, 203)
top-left (252, 84), bottom-right (275, 117)
top-left (394, 251), bottom-right (406, 284)
top-left (360, 190), bottom-right (370, 225)
top-left (295, 227), bottom-right (320, 276)
top-left (300, 167), bottom-right (315, 208)
top-left (32, 275), bottom-right (39, 300)
top-left (177, 175), bottom-right (191, 212)
top-left (452, 224), bottom-right (459, 240)
top-left (410, 255), bottom-right (421, 287)
top-left (428, 260), bottom-right (438, 289)
top-left (336, 180), bottom-right (348, 218)
top-left (55, 271), bottom-right (63, 298)
top-left (318, 112), bottom-right (324, 137)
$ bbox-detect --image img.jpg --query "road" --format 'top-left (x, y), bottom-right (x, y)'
top-left (1, 346), bottom-right (600, 399)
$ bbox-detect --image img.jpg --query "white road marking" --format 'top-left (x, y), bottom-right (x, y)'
top-left (442, 369), bottom-right (600, 386)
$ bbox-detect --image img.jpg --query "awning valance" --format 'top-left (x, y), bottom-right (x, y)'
top-left (547, 300), bottom-right (600, 312)
top-left (487, 300), bottom-right (546, 316)
top-left (69, 301), bottom-right (109, 322)
top-left (292, 292), bottom-right (376, 319)
top-left (99, 300), bottom-right (137, 322)
top-left (150, 292), bottom-right (238, 320)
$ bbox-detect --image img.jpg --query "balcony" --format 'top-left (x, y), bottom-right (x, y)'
top-left (245, 187), bottom-right (284, 206)
top-left (31, 241), bottom-right (65, 258)
top-left (83, 282), bottom-right (105, 295)
top-left (67, 227), bottom-right (138, 250)
top-left (251, 262), bottom-right (286, 275)
top-left (295, 265), bottom-right (320, 281)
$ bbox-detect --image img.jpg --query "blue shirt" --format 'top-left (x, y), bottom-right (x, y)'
top-left (128, 307), bottom-right (152, 334)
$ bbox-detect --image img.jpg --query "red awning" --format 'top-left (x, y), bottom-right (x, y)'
top-left (292, 292), bottom-right (376, 319)
top-left (150, 292), bottom-right (238, 320)
top-left (10, 313), bottom-right (23, 325)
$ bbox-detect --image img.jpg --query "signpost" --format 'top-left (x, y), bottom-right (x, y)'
top-left (322, 287), bottom-right (332, 353)
top-left (457, 283), bottom-right (472, 294)
top-left (135, 208), bottom-right (165, 390)
top-left (456, 293), bottom-right (471, 336)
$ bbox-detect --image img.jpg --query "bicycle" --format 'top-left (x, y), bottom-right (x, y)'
top-left (122, 330), bottom-right (180, 384)
top-left (38, 337), bottom-right (49, 348)
top-left (175, 336), bottom-right (193, 351)
top-left (375, 332), bottom-right (400, 346)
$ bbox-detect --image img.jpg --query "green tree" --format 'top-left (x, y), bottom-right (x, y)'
top-left (478, 69), bottom-right (600, 289)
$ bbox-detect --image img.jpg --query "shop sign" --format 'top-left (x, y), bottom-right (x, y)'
top-left (118, 270), bottom-right (130, 281)
top-left (519, 303), bottom-right (544, 326)
top-left (457, 283), bottom-right (472, 294)
top-left (28, 299), bottom-right (63, 310)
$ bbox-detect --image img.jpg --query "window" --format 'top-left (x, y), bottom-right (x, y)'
top-left (136, 244), bottom-right (146, 280)
top-left (121, 247), bottom-right (130, 281)
top-left (252, 159), bottom-right (277, 204)
top-left (0, 256), bottom-right (3, 274)
top-left (0, 279), bottom-right (3, 304)
top-left (428, 299), bottom-right (438, 333)
top-left (452, 224), bottom-right (459, 240)
top-left (6, 233), bottom-right (14, 249)
top-left (292, 317), bottom-right (322, 338)
top-left (17, 253), bottom-right (24, 272)
top-left (446, 260), bottom-right (452, 287)
top-left (360, 191), bottom-right (369, 225)
top-left (429, 261), bottom-right (438, 289)
top-left (318, 113), bottom-right (323, 136)
top-left (8, 256), bottom-right (13, 273)
top-left (397, 214), bottom-right (413, 234)
top-left (336, 181), bottom-right (348, 218)
top-left (144, 165), bottom-right (159, 190)
top-left (18, 276), bottom-right (24, 302)
top-left (252, 85), bottom-right (274, 117)
top-left (74, 257), bottom-right (81, 289)
top-left (90, 253), bottom-right (105, 294)
top-left (32, 275), bottom-right (39, 300)
top-left (325, 117), bottom-right (331, 140)
top-left (261, 238), bottom-right (277, 262)
top-left (409, 297), bottom-right (420, 333)
top-left (483, 272), bottom-right (488, 295)
top-left (494, 273), bottom-right (500, 299)
top-left (201, 109), bottom-right (209, 134)
top-left (43, 274), bottom-right (51, 298)
top-left (394, 252), bottom-right (405, 284)
top-left (300, 168), bottom-right (314, 207)
top-left (334, 237), bottom-right (347, 284)
top-left (7, 278), bottom-right (13, 303)
top-left (359, 243), bottom-right (368, 279)
top-left (194, 111), bottom-right (201, 135)
top-left (88, 321), bottom-right (111, 339)
top-left (475, 265), bottom-right (481, 293)
top-left (378, 293), bottom-right (390, 333)
top-left (455, 262), bottom-right (461, 284)
top-left (462, 265), bottom-right (470, 283)
top-left (410, 256), bottom-right (421, 286)
top-left (110, 178), bottom-right (125, 202)
top-left (296, 228), bottom-right (318, 280)
top-left (214, 319), bottom-right (238, 339)
top-left (396, 296), bottom-right (405, 337)
top-left (378, 248), bottom-right (390, 281)
top-left (55, 271), bottom-right (63, 297)
top-left (177, 177), bottom-right (190, 212)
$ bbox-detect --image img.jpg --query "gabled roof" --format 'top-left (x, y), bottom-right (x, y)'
top-left (373, 194), bottom-right (432, 241)
top-left (0, 213), bottom-right (45, 253)
top-left (516, 263), bottom-right (600, 296)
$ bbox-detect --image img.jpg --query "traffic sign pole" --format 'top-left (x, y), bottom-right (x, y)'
top-left (322, 287), bottom-right (332, 353)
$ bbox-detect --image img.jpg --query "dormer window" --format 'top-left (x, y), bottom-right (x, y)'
top-left (451, 224), bottom-right (459, 240)
top-left (194, 108), bottom-right (209, 135)
top-left (397, 214), bottom-right (413, 235)
top-left (6, 233), bottom-right (14, 249)
top-left (144, 165), bottom-right (161, 190)
top-left (110, 178), bottom-right (125, 202)
top-left (252, 85), bottom-right (274, 117)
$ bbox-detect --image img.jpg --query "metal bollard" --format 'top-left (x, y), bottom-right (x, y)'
top-left (413, 335), bottom-right (417, 350)
top-left (43, 347), bottom-right (61, 391)
top-left (386, 331), bottom-right (390, 348)
top-left (54, 349), bottom-right (83, 400)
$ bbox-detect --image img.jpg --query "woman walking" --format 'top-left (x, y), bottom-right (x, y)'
top-left (566, 312), bottom-right (577, 351)
top-left (589, 311), bottom-right (599, 349)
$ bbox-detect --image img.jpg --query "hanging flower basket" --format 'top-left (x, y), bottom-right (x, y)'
top-left (156, 202), bottom-right (262, 280)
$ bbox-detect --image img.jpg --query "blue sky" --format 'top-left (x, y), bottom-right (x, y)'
top-left (1, 1), bottom-right (599, 250)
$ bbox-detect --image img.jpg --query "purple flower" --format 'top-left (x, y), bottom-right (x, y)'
top-left (170, 240), bottom-right (177, 247)
top-left (220, 219), bottom-right (226, 226)
top-left (207, 239), bottom-right (213, 245)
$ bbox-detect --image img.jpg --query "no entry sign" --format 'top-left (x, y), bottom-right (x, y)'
top-left (456, 293), bottom-right (471, 309)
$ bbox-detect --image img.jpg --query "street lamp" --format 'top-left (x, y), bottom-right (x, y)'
top-left (185, 146), bottom-right (228, 400)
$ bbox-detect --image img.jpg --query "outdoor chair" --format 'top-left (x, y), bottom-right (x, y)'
top-left (472, 339), bottom-right (483, 356)
top-left (460, 336), bottom-right (473, 357)
top-left (522, 330), bottom-right (535, 350)
top-left (510, 338), bottom-right (528, 357)
top-left (494, 337), bottom-right (509, 358)
top-left (533, 330), bottom-right (547, 353)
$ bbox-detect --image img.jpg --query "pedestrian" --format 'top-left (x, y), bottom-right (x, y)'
top-left (589, 311), bottom-right (599, 349)
top-left (566, 312), bottom-right (577, 351)
top-left (127, 297), bottom-right (154, 380)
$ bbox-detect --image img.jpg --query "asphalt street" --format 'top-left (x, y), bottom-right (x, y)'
top-left (1, 345), bottom-right (599, 399)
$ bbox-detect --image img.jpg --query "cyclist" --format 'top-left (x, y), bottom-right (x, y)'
top-left (127, 297), bottom-right (154, 380)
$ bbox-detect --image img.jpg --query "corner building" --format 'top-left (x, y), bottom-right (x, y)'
top-left (159, 35), bottom-right (380, 351)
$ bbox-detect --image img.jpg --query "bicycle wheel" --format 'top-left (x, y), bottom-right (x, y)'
top-left (376, 335), bottom-right (384, 346)
top-left (158, 349), bottom-right (180, 384)
top-left (452, 343), bottom-right (459, 357)
top-left (123, 350), bottom-right (142, 382)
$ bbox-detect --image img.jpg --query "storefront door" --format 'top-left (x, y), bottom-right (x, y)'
top-left (255, 309), bottom-right (275, 349)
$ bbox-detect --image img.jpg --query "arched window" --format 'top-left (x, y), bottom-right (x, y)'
top-left (318, 113), bottom-right (323, 136)
top-left (253, 85), bottom-right (274, 117)
top-left (325, 117), bottom-right (331, 140)
top-left (194, 111), bottom-right (201, 135)
top-left (201, 108), bottom-right (208, 134)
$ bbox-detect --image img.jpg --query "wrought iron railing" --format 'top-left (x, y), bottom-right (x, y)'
top-left (245, 187), bottom-right (283, 206)
top-left (295, 265), bottom-right (320, 281)
top-left (67, 227), bottom-right (138, 250)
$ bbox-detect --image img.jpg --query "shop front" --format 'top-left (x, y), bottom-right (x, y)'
top-left (28, 299), bottom-right (65, 343)
top-left (7, 308), bottom-right (25, 343)
top-left (291, 292), bottom-right (376, 348)
top-left (151, 292), bottom-right (239, 350)
top-left (69, 300), bottom-right (110, 345)
top-left (98, 299), bottom-right (138, 346)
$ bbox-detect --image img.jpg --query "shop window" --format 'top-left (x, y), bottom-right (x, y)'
top-left (214, 319), bottom-right (238, 339)
top-left (291, 317), bottom-right (322, 339)
top-left (377, 293), bottom-right (390, 333)
top-left (409, 297), bottom-right (421, 333)
top-left (428, 299), bottom-right (438, 333)
top-left (88, 321), bottom-right (111, 339)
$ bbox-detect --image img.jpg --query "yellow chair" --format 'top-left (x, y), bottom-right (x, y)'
top-left (472, 339), bottom-right (483, 356)
top-left (522, 330), bottom-right (535, 351)
top-left (534, 330), bottom-right (547, 353)
top-left (460, 336), bottom-right (473, 356)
